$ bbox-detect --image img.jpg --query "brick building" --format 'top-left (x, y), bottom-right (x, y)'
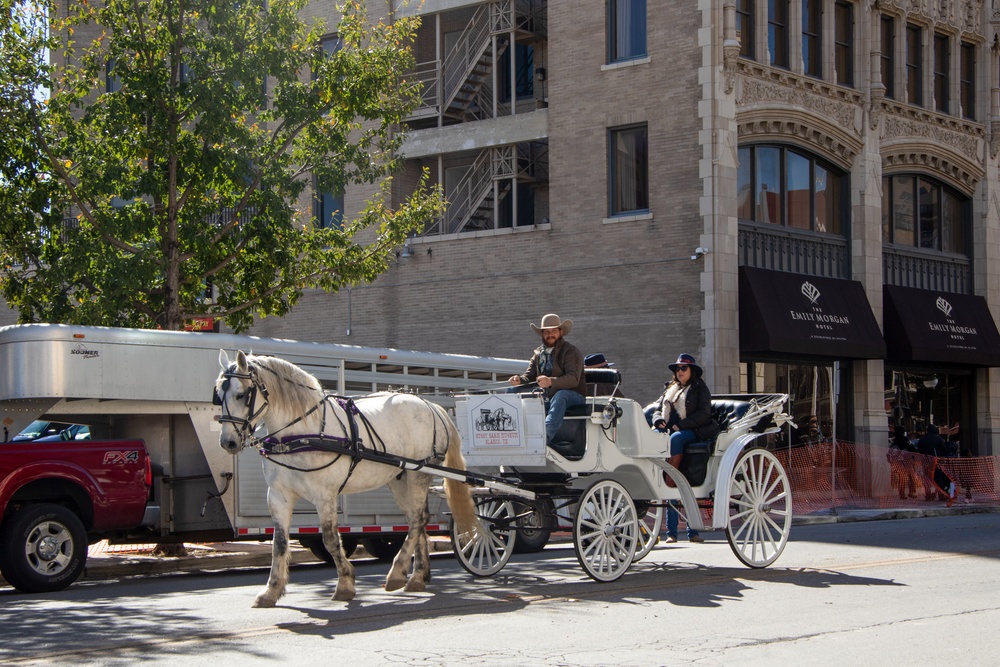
top-left (18, 0), bottom-right (1000, 454)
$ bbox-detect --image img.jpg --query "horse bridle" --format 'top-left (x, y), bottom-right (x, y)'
top-left (214, 363), bottom-right (270, 448)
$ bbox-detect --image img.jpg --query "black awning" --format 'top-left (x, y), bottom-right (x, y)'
top-left (739, 267), bottom-right (886, 359)
top-left (883, 285), bottom-right (1000, 367)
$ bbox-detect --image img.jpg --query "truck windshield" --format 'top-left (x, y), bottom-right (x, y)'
top-left (12, 421), bottom-right (92, 442)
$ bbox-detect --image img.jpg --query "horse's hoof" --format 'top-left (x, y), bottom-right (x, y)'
top-left (403, 579), bottom-right (426, 593)
top-left (253, 595), bottom-right (277, 608)
top-left (384, 575), bottom-right (407, 592)
top-left (332, 588), bottom-right (356, 601)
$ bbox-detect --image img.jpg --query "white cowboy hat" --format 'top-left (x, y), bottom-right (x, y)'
top-left (530, 313), bottom-right (573, 336)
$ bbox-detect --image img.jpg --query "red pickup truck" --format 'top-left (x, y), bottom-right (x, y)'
top-left (0, 438), bottom-right (152, 593)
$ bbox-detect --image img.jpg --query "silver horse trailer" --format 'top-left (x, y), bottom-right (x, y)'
top-left (0, 323), bottom-right (524, 559)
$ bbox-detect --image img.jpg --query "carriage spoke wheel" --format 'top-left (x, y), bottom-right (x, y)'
top-left (451, 498), bottom-right (516, 577)
top-left (726, 448), bottom-right (792, 568)
top-left (633, 504), bottom-right (664, 562)
top-left (573, 479), bottom-right (638, 582)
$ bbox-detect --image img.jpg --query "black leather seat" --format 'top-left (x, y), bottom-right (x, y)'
top-left (643, 398), bottom-right (752, 485)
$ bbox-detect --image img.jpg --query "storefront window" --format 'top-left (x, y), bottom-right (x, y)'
top-left (885, 369), bottom-right (973, 454)
top-left (741, 360), bottom-right (849, 447)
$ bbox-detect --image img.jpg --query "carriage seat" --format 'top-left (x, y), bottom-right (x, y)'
top-left (584, 368), bottom-right (623, 397)
top-left (547, 401), bottom-right (607, 461)
top-left (642, 399), bottom-right (751, 447)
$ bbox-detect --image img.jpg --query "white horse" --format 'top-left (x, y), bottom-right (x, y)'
top-left (214, 350), bottom-right (477, 606)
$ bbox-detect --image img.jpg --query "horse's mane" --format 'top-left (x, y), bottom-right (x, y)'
top-left (248, 354), bottom-right (323, 416)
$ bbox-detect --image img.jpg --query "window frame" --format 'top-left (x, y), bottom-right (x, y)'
top-left (608, 124), bottom-right (649, 217)
top-left (905, 23), bottom-right (923, 107)
top-left (833, 1), bottom-right (854, 87)
top-left (607, 0), bottom-right (647, 64)
top-left (768, 0), bottom-right (790, 69)
top-left (960, 41), bottom-right (976, 121)
top-left (737, 143), bottom-right (847, 236)
top-left (801, 0), bottom-right (822, 79)
top-left (880, 15), bottom-right (895, 99)
top-left (736, 0), bottom-right (755, 59)
top-left (881, 174), bottom-right (969, 256)
top-left (933, 32), bottom-right (950, 114)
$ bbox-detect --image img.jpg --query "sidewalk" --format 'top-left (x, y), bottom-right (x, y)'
top-left (74, 503), bottom-right (1000, 582)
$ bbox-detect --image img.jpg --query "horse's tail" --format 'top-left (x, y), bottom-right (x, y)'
top-left (441, 411), bottom-right (478, 537)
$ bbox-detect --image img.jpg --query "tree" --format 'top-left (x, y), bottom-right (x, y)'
top-left (0, 0), bottom-right (443, 332)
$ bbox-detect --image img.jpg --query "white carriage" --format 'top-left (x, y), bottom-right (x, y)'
top-left (450, 370), bottom-right (794, 582)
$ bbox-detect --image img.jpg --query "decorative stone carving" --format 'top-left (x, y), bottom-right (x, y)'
top-left (724, 43), bottom-right (740, 95)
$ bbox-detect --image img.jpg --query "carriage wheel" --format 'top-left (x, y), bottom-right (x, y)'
top-left (451, 497), bottom-right (516, 577)
top-left (573, 479), bottom-right (638, 582)
top-left (633, 504), bottom-right (664, 562)
top-left (725, 448), bottom-right (792, 568)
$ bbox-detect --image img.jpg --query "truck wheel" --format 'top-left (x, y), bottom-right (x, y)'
top-left (360, 536), bottom-right (404, 561)
top-left (299, 535), bottom-right (358, 562)
top-left (0, 504), bottom-right (88, 593)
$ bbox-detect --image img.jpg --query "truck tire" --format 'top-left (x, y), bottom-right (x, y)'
top-left (0, 504), bottom-right (88, 593)
top-left (513, 499), bottom-right (556, 554)
top-left (360, 536), bottom-right (404, 561)
top-left (298, 535), bottom-right (358, 562)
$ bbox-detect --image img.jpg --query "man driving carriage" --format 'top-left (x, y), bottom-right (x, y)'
top-left (508, 313), bottom-right (587, 444)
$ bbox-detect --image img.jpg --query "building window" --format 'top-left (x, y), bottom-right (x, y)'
top-left (906, 23), bottom-right (923, 106)
top-left (802, 0), bottom-right (821, 78)
top-left (315, 188), bottom-right (344, 230)
top-left (498, 42), bottom-right (534, 102)
top-left (768, 0), bottom-right (789, 69)
top-left (834, 1), bottom-right (854, 87)
top-left (934, 33), bottom-right (949, 113)
top-left (880, 16), bottom-right (895, 99)
top-left (106, 59), bottom-right (121, 93)
top-left (881, 174), bottom-right (968, 254)
top-left (960, 42), bottom-right (975, 121)
top-left (608, 0), bottom-right (646, 63)
top-left (609, 124), bottom-right (648, 216)
top-left (737, 144), bottom-right (845, 235)
top-left (736, 0), bottom-right (755, 59)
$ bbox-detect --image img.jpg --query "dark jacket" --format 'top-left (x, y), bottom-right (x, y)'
top-left (517, 338), bottom-right (586, 399)
top-left (651, 374), bottom-right (720, 441)
top-left (916, 426), bottom-right (948, 457)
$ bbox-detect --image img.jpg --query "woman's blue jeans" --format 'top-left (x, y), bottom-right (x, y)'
top-left (668, 429), bottom-right (698, 456)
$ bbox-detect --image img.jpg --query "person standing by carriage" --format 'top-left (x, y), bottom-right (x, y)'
top-left (509, 313), bottom-right (587, 444)
top-left (651, 353), bottom-right (719, 488)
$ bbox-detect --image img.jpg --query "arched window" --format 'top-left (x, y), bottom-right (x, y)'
top-left (881, 174), bottom-right (969, 255)
top-left (737, 145), bottom-right (847, 235)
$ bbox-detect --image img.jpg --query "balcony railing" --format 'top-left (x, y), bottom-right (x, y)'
top-left (883, 245), bottom-right (970, 294)
top-left (738, 222), bottom-right (849, 279)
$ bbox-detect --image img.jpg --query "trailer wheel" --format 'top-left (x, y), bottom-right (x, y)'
top-left (361, 536), bottom-right (404, 561)
top-left (0, 504), bottom-right (88, 593)
top-left (513, 499), bottom-right (555, 554)
top-left (298, 535), bottom-right (358, 562)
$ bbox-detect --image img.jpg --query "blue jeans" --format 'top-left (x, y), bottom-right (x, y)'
top-left (669, 429), bottom-right (699, 456)
top-left (545, 389), bottom-right (586, 442)
top-left (666, 501), bottom-right (700, 539)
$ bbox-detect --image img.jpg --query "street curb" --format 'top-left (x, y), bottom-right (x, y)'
top-left (791, 504), bottom-right (1000, 525)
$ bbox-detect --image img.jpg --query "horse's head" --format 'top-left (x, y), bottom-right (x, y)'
top-left (214, 349), bottom-right (268, 454)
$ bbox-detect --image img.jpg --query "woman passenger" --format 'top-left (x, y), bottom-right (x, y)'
top-left (651, 353), bottom-right (719, 487)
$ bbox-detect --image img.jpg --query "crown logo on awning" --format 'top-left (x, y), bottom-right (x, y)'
top-left (936, 297), bottom-right (953, 318)
top-left (801, 281), bottom-right (821, 304)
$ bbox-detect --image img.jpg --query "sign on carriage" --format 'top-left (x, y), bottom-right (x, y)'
top-left (469, 395), bottom-right (523, 448)
top-left (456, 393), bottom-right (546, 466)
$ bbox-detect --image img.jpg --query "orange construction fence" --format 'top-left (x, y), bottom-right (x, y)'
top-left (773, 441), bottom-right (999, 515)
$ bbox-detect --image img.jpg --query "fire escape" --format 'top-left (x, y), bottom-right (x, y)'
top-left (408, 1), bottom-right (548, 237)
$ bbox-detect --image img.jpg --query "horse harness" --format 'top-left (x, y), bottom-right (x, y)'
top-left (215, 361), bottom-right (449, 489)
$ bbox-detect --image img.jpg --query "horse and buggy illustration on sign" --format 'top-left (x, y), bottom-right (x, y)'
top-left (213, 350), bottom-right (794, 605)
